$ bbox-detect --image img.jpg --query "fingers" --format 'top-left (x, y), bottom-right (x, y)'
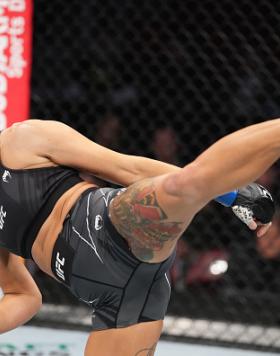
top-left (231, 205), bottom-right (274, 237)
top-left (256, 222), bottom-right (272, 238)
top-left (247, 219), bottom-right (258, 230)
top-left (247, 220), bottom-right (272, 238)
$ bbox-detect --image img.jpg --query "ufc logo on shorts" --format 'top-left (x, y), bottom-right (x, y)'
top-left (55, 252), bottom-right (65, 281)
top-left (2, 170), bottom-right (11, 183)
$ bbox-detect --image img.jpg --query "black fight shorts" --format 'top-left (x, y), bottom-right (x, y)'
top-left (51, 187), bottom-right (175, 330)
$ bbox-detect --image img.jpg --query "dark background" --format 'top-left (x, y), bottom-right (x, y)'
top-left (30, 0), bottom-right (280, 344)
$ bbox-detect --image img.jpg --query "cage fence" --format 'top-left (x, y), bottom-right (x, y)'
top-left (30, 0), bottom-right (280, 351)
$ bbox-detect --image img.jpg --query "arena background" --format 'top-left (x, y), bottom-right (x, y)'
top-left (23, 0), bottom-right (280, 352)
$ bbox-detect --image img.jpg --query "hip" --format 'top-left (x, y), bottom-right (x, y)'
top-left (31, 181), bottom-right (97, 276)
top-left (50, 187), bottom-right (175, 330)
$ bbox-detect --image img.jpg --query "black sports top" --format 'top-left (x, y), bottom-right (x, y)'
top-left (0, 164), bottom-right (82, 259)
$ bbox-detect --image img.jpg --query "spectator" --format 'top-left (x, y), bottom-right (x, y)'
top-left (151, 125), bottom-right (183, 166)
top-left (256, 210), bottom-right (280, 259)
top-left (95, 114), bottom-right (122, 150)
top-left (256, 167), bottom-right (280, 259)
top-left (256, 166), bottom-right (278, 190)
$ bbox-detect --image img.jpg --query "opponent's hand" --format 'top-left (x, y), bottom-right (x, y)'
top-left (231, 183), bottom-right (275, 237)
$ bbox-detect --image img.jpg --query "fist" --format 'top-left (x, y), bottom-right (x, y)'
top-left (232, 183), bottom-right (275, 236)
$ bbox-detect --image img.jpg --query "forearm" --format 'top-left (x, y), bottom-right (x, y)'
top-left (105, 155), bottom-right (181, 187)
top-left (130, 137), bottom-right (277, 218)
top-left (130, 156), bottom-right (182, 185)
top-left (0, 293), bottom-right (41, 333)
top-left (120, 156), bottom-right (243, 205)
top-left (189, 119), bottom-right (280, 200)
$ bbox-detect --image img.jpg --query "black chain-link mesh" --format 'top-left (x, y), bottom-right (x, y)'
top-left (30, 0), bottom-right (280, 349)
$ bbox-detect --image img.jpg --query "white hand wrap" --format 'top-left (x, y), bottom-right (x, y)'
top-left (231, 183), bottom-right (275, 227)
top-left (232, 205), bottom-right (254, 227)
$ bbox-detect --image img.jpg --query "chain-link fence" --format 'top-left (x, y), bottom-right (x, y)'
top-left (30, 0), bottom-right (280, 351)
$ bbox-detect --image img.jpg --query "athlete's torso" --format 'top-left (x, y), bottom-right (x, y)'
top-left (0, 163), bottom-right (82, 258)
top-left (0, 122), bottom-right (97, 277)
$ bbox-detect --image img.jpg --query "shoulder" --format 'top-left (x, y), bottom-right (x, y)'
top-left (2, 119), bottom-right (71, 149)
top-left (0, 119), bottom-right (72, 168)
top-left (11, 119), bottom-right (69, 136)
top-left (1, 119), bottom-right (67, 139)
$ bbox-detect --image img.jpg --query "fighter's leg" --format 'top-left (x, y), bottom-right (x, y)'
top-left (109, 174), bottom-right (206, 263)
top-left (110, 119), bottom-right (280, 263)
top-left (84, 320), bottom-right (162, 356)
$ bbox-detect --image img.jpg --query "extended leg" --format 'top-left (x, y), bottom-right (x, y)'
top-left (110, 119), bottom-right (280, 263)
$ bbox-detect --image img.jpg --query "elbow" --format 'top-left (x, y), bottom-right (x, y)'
top-left (0, 292), bottom-right (42, 334)
top-left (24, 291), bottom-right (42, 321)
top-left (24, 292), bottom-right (42, 328)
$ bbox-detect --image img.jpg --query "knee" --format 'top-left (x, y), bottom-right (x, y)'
top-left (162, 162), bottom-right (211, 204)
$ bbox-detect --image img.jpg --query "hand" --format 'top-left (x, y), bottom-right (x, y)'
top-left (249, 220), bottom-right (272, 237)
top-left (256, 217), bottom-right (280, 258)
top-left (231, 183), bottom-right (275, 236)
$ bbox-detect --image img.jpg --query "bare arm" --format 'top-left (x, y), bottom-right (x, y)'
top-left (0, 249), bottom-right (42, 333)
top-left (27, 120), bottom-right (180, 186)
top-left (12, 120), bottom-right (273, 237)
top-left (166, 119), bottom-right (280, 202)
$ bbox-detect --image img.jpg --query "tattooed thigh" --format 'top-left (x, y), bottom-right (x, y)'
top-left (109, 178), bottom-right (184, 262)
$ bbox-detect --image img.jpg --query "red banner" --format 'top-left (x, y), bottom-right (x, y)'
top-left (0, 0), bottom-right (32, 129)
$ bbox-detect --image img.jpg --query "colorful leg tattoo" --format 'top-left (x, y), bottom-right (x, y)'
top-left (110, 179), bottom-right (183, 261)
